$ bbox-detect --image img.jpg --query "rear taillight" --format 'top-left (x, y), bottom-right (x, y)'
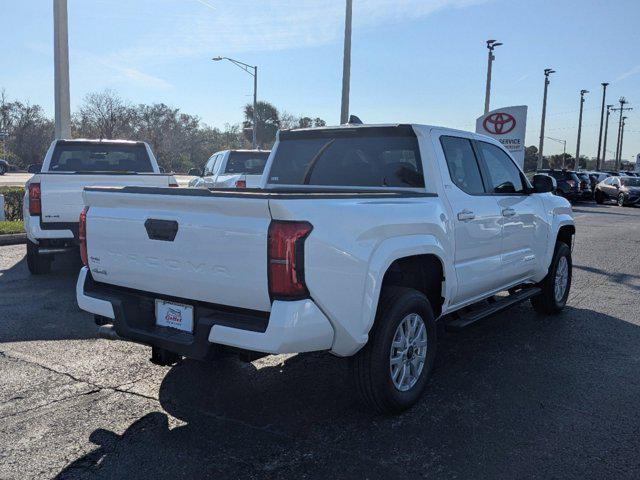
top-left (169, 182), bottom-right (179, 187)
top-left (28, 183), bottom-right (41, 215)
top-left (79, 206), bottom-right (89, 267)
top-left (268, 221), bottom-right (313, 299)
top-left (235, 179), bottom-right (247, 188)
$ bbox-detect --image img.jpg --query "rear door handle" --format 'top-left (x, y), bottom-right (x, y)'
top-left (457, 209), bottom-right (476, 221)
top-left (502, 208), bottom-right (516, 217)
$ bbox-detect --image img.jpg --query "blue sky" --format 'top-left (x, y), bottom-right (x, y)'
top-left (2, 0), bottom-right (639, 160)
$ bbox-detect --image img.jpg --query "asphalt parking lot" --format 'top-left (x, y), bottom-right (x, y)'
top-left (1, 202), bottom-right (640, 479)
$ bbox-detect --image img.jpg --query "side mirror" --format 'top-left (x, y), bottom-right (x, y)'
top-left (187, 168), bottom-right (202, 177)
top-left (532, 174), bottom-right (556, 193)
top-left (27, 164), bottom-right (41, 174)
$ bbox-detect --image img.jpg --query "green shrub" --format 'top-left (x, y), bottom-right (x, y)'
top-left (0, 221), bottom-right (24, 235)
top-left (1, 186), bottom-right (25, 221)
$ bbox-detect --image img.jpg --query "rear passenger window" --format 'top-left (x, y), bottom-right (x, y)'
top-left (477, 142), bottom-right (526, 194)
top-left (440, 136), bottom-right (485, 194)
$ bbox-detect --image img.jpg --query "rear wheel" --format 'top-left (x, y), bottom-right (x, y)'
top-left (352, 287), bottom-right (437, 414)
top-left (531, 241), bottom-right (571, 315)
top-left (26, 240), bottom-right (52, 275)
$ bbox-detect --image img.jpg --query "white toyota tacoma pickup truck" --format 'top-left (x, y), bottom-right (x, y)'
top-left (76, 124), bottom-right (574, 413)
top-left (24, 139), bottom-right (177, 274)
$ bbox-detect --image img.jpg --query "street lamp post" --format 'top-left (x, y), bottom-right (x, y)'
top-left (601, 104), bottom-right (614, 169)
top-left (575, 89), bottom-right (588, 170)
top-left (537, 68), bottom-right (555, 170)
top-left (613, 97), bottom-right (632, 170)
top-left (484, 39), bottom-right (502, 115)
top-left (596, 82), bottom-right (609, 169)
top-left (212, 56), bottom-right (258, 149)
top-left (340, 0), bottom-right (353, 124)
top-left (53, 0), bottom-right (71, 139)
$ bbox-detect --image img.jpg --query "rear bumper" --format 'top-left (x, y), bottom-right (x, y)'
top-left (76, 267), bottom-right (334, 359)
top-left (25, 215), bottom-right (77, 243)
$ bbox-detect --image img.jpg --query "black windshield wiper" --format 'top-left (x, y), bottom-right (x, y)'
top-left (301, 139), bottom-right (335, 185)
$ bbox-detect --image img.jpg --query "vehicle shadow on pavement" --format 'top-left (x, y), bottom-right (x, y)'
top-left (56, 304), bottom-right (640, 479)
top-left (574, 264), bottom-right (640, 291)
top-left (0, 248), bottom-right (94, 343)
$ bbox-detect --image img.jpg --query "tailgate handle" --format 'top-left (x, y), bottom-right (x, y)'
top-left (144, 219), bottom-right (179, 242)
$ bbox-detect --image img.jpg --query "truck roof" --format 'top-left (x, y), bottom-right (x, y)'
top-left (55, 138), bottom-right (145, 145)
top-left (282, 123), bottom-right (487, 138)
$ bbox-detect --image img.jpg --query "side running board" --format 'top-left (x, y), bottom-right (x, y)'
top-left (445, 287), bottom-right (542, 331)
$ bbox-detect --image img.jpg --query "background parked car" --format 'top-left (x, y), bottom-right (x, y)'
top-left (595, 175), bottom-right (640, 206)
top-left (538, 169), bottom-right (582, 202)
top-left (0, 159), bottom-right (9, 175)
top-left (189, 149), bottom-right (270, 189)
top-left (576, 172), bottom-right (593, 199)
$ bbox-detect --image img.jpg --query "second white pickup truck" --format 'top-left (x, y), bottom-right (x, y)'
top-left (76, 124), bottom-right (574, 413)
top-left (24, 139), bottom-right (177, 274)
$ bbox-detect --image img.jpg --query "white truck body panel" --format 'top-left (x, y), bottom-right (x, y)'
top-left (83, 189), bottom-right (273, 312)
top-left (39, 173), bottom-right (172, 224)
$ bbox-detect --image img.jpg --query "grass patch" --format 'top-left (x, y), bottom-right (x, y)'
top-left (0, 220), bottom-right (24, 235)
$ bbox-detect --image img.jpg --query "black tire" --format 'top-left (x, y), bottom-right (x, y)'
top-left (617, 193), bottom-right (626, 207)
top-left (531, 241), bottom-right (571, 315)
top-left (595, 190), bottom-right (604, 204)
top-left (26, 240), bottom-right (52, 275)
top-left (351, 287), bottom-right (437, 414)
top-left (0, 163), bottom-right (6, 175)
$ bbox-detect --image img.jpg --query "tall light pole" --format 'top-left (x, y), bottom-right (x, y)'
top-left (53, 0), bottom-right (71, 139)
top-left (613, 97), bottom-right (632, 169)
top-left (484, 39), bottom-right (502, 114)
top-left (213, 57), bottom-right (258, 149)
top-left (595, 82), bottom-right (609, 169)
top-left (601, 104), bottom-right (614, 169)
top-left (340, 0), bottom-right (353, 124)
top-left (575, 89), bottom-right (588, 170)
top-left (537, 68), bottom-right (555, 170)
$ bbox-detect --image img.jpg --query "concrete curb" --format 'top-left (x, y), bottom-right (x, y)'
top-left (0, 233), bottom-right (27, 246)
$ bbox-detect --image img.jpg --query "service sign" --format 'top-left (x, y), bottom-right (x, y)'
top-left (476, 105), bottom-right (528, 168)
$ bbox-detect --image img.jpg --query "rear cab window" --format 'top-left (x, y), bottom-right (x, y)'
top-left (225, 151), bottom-right (270, 175)
top-left (267, 126), bottom-right (425, 189)
top-left (49, 142), bottom-right (153, 173)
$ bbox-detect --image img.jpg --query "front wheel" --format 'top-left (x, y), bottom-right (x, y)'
top-left (0, 163), bottom-right (6, 175)
top-left (26, 240), bottom-right (52, 274)
top-left (531, 241), bottom-right (572, 315)
top-left (351, 287), bottom-right (437, 414)
top-left (617, 193), bottom-right (626, 207)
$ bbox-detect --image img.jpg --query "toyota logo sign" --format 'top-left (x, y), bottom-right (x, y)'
top-left (483, 112), bottom-right (516, 135)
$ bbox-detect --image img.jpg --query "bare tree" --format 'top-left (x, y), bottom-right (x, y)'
top-left (74, 89), bottom-right (135, 139)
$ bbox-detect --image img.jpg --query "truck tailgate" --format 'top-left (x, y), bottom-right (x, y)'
top-left (40, 174), bottom-right (170, 224)
top-left (84, 188), bottom-right (272, 312)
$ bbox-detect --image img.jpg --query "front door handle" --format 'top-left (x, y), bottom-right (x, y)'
top-left (502, 208), bottom-right (516, 217)
top-left (457, 209), bottom-right (476, 221)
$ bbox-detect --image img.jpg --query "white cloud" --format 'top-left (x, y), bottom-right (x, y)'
top-left (109, 0), bottom-right (491, 65)
top-left (616, 65), bottom-right (640, 82)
